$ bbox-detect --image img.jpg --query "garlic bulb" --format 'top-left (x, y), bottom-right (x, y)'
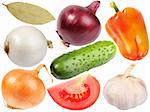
top-left (103, 64), bottom-right (147, 110)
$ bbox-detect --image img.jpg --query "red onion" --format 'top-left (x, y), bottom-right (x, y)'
top-left (57, 1), bottom-right (101, 46)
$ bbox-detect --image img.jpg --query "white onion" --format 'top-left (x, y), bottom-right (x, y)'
top-left (4, 26), bottom-right (52, 67)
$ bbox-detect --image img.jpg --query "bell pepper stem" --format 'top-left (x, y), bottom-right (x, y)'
top-left (110, 2), bottom-right (119, 12)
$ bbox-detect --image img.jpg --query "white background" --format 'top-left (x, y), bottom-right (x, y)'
top-left (0, 0), bottom-right (150, 112)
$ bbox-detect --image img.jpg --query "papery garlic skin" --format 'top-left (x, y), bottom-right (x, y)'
top-left (103, 65), bottom-right (147, 110)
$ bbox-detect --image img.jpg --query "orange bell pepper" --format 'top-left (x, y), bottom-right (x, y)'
top-left (106, 2), bottom-right (149, 60)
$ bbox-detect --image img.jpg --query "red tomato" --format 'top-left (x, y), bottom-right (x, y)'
top-left (47, 75), bottom-right (100, 110)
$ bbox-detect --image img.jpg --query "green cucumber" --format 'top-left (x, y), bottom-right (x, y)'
top-left (50, 41), bottom-right (116, 79)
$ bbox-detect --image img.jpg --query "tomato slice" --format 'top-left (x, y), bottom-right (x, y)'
top-left (47, 75), bottom-right (100, 110)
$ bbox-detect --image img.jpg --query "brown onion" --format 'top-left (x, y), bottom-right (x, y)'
top-left (2, 64), bottom-right (52, 109)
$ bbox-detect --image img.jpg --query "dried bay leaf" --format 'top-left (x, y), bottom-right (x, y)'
top-left (4, 2), bottom-right (55, 24)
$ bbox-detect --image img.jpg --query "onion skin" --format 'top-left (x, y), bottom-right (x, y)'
top-left (2, 64), bottom-right (47, 109)
top-left (57, 1), bottom-right (101, 46)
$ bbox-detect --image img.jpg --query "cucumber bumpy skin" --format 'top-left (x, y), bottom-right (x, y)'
top-left (50, 41), bottom-right (116, 79)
